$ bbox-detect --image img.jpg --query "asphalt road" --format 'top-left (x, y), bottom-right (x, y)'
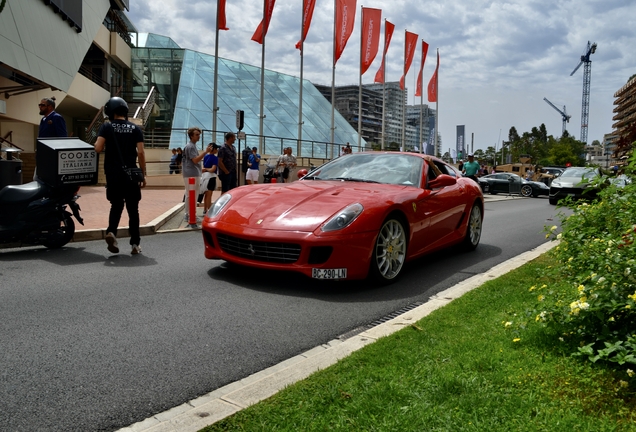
top-left (0, 197), bottom-right (563, 431)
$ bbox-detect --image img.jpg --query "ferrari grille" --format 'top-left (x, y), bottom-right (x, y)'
top-left (217, 233), bottom-right (301, 263)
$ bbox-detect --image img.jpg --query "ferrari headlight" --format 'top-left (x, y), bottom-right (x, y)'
top-left (322, 203), bottom-right (363, 232)
top-left (208, 193), bottom-right (232, 218)
top-left (551, 181), bottom-right (561, 188)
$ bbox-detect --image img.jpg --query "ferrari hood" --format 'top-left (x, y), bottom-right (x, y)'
top-left (219, 181), bottom-right (398, 231)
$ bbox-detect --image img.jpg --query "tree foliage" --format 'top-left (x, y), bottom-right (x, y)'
top-left (500, 123), bottom-right (586, 167)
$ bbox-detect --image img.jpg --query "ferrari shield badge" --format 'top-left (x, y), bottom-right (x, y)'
top-left (412, 202), bottom-right (417, 213)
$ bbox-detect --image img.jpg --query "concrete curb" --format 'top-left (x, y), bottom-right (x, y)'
top-left (71, 203), bottom-right (193, 243)
top-left (117, 240), bottom-right (558, 432)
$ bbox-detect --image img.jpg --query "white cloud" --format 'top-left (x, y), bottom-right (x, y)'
top-left (128, 0), bottom-right (636, 150)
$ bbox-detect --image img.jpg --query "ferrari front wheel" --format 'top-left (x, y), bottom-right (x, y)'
top-left (369, 218), bottom-right (407, 285)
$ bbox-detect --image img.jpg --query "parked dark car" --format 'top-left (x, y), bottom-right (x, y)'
top-left (477, 173), bottom-right (549, 197)
top-left (548, 167), bottom-right (602, 205)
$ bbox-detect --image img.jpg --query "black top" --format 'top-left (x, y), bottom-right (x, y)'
top-left (98, 120), bottom-right (144, 177)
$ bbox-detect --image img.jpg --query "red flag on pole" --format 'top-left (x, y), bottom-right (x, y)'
top-left (334, 0), bottom-right (357, 64)
top-left (296, 0), bottom-right (316, 49)
top-left (400, 31), bottom-right (418, 90)
top-left (218, 0), bottom-right (229, 31)
top-left (374, 20), bottom-right (394, 84)
top-left (252, 0), bottom-right (277, 44)
top-left (360, 7), bottom-right (382, 75)
top-left (415, 40), bottom-right (429, 97)
top-left (428, 50), bottom-right (439, 102)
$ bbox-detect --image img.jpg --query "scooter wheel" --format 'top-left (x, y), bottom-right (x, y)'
top-left (42, 214), bottom-right (75, 249)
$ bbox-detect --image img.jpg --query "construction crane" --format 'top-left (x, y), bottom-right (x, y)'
top-left (570, 41), bottom-right (597, 144)
top-left (543, 97), bottom-right (571, 135)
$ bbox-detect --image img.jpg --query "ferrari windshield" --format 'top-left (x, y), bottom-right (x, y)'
top-left (307, 153), bottom-right (424, 187)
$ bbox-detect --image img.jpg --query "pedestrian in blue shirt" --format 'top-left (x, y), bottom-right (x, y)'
top-left (246, 146), bottom-right (261, 184)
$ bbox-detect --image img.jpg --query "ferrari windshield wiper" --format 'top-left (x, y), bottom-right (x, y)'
top-left (330, 177), bottom-right (380, 183)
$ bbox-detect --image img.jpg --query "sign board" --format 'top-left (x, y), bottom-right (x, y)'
top-left (37, 138), bottom-right (99, 186)
top-left (236, 110), bottom-right (244, 131)
top-left (237, 131), bottom-right (246, 140)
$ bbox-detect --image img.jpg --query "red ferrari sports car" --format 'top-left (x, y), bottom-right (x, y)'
top-left (202, 152), bottom-right (484, 284)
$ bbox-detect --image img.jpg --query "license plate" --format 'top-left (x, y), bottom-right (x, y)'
top-left (312, 268), bottom-right (347, 279)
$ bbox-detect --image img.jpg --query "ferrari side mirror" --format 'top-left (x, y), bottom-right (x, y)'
top-left (428, 174), bottom-right (457, 189)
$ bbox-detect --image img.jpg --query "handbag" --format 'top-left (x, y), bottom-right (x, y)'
top-left (110, 123), bottom-right (145, 184)
top-left (124, 166), bottom-right (145, 183)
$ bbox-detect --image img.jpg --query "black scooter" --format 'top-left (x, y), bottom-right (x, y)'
top-left (0, 180), bottom-right (83, 249)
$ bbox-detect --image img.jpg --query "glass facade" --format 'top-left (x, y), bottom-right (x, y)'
top-left (133, 33), bottom-right (363, 156)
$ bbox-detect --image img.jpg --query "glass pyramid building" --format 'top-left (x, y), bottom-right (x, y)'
top-left (133, 34), bottom-right (363, 156)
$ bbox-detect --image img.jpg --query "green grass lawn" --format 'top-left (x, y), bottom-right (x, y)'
top-left (202, 256), bottom-right (636, 431)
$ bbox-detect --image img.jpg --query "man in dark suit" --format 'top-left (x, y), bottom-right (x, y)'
top-left (38, 97), bottom-right (67, 138)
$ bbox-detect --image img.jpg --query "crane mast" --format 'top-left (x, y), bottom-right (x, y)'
top-left (570, 41), bottom-right (597, 144)
top-left (543, 97), bottom-right (570, 135)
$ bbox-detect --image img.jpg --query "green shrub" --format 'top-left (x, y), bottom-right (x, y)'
top-left (529, 154), bottom-right (636, 383)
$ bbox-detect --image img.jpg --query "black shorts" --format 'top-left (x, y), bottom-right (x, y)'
top-left (206, 177), bottom-right (217, 191)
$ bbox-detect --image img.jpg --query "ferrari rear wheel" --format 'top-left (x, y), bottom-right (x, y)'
top-left (521, 185), bottom-right (533, 197)
top-left (369, 218), bottom-right (407, 284)
top-left (460, 204), bottom-right (482, 251)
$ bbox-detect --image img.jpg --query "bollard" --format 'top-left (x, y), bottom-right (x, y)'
top-left (188, 177), bottom-right (197, 225)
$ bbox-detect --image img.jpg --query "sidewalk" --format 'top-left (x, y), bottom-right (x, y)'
top-left (72, 185), bottom-right (222, 243)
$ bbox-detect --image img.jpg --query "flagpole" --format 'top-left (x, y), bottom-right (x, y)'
top-left (330, 0), bottom-right (336, 157)
top-left (357, 5), bottom-right (363, 153)
top-left (419, 40), bottom-right (423, 154)
top-left (381, 19), bottom-right (386, 151)
top-left (259, 0), bottom-right (267, 152)
top-left (435, 48), bottom-right (439, 157)
top-left (298, 2), bottom-right (305, 158)
top-left (213, 0), bottom-right (221, 144)
top-left (401, 30), bottom-right (406, 153)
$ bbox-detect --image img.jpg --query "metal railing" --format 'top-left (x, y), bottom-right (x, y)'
top-left (166, 128), bottom-right (373, 161)
top-left (133, 86), bottom-right (158, 126)
top-left (78, 66), bottom-right (110, 92)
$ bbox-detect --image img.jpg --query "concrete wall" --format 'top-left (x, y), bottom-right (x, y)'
top-left (0, 0), bottom-right (110, 92)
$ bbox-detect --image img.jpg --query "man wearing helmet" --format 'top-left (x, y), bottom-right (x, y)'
top-left (94, 97), bottom-right (147, 255)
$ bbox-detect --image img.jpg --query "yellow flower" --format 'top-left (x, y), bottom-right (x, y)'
top-left (557, 233), bottom-right (562, 240)
top-left (628, 292), bottom-right (636, 301)
top-left (538, 295), bottom-right (545, 302)
top-left (529, 285), bottom-right (536, 292)
top-left (541, 284), bottom-right (547, 289)
top-left (504, 321), bottom-right (512, 328)
top-left (609, 316), bottom-right (615, 322)
top-left (619, 380), bottom-right (628, 388)
top-left (625, 268), bottom-right (631, 276)
top-left (550, 225), bottom-right (557, 231)
top-left (577, 284), bottom-right (585, 293)
top-left (568, 257), bottom-right (574, 262)
top-left (628, 369), bottom-right (635, 378)
top-left (626, 305), bottom-right (632, 309)
top-left (513, 338), bottom-right (521, 343)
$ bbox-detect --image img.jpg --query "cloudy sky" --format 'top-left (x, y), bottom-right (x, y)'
top-left (128, 0), bottom-right (636, 152)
